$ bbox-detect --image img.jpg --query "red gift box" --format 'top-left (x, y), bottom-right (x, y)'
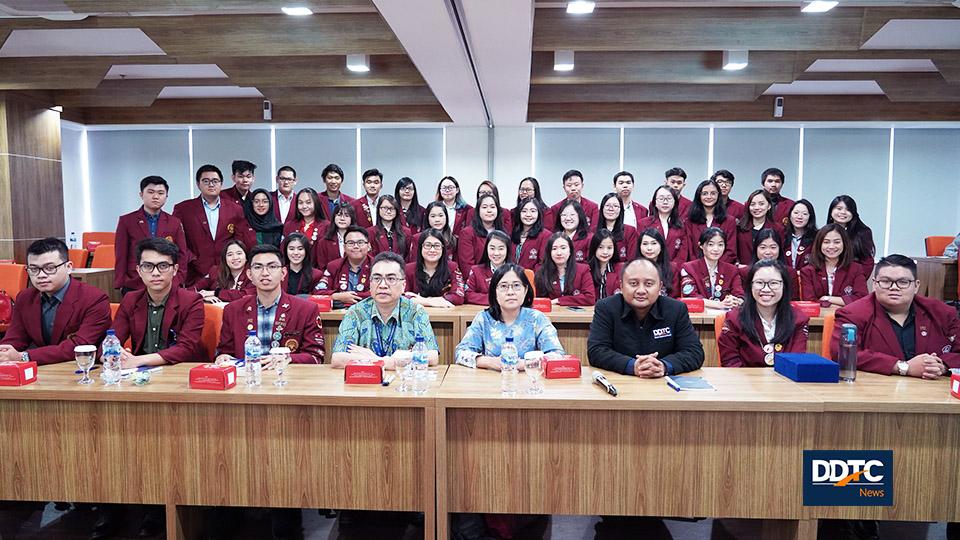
top-left (532, 298), bottom-right (552, 313)
top-left (345, 361), bottom-right (384, 384)
top-left (308, 295), bottom-right (333, 312)
top-left (680, 297), bottom-right (705, 313)
top-left (543, 355), bottom-right (582, 379)
top-left (791, 301), bottom-right (821, 317)
top-left (189, 364), bottom-right (237, 390)
top-left (0, 361), bottom-right (37, 386)
top-left (951, 373), bottom-right (960, 400)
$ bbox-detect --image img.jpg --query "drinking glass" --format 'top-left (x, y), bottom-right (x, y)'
top-left (524, 351), bottom-right (544, 395)
top-left (74, 345), bottom-right (96, 385)
top-left (393, 350), bottom-right (413, 393)
top-left (269, 347), bottom-right (292, 387)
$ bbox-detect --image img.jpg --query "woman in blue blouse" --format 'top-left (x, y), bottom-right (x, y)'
top-left (455, 263), bottom-right (564, 369)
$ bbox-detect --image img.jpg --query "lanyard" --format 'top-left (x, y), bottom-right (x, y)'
top-left (373, 318), bottom-right (399, 357)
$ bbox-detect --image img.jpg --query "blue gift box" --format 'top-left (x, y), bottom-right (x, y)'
top-left (774, 352), bottom-right (839, 383)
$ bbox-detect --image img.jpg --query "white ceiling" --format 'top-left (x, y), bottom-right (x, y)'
top-left (862, 19), bottom-right (960, 49)
top-left (105, 64), bottom-right (228, 80)
top-left (0, 28), bottom-right (165, 56)
top-left (806, 58), bottom-right (939, 72)
top-left (763, 80), bottom-right (885, 95)
top-left (157, 86), bottom-right (264, 99)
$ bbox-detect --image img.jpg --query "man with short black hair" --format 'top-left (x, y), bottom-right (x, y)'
top-left (222, 159), bottom-right (256, 204)
top-left (271, 165), bottom-right (298, 224)
top-left (316, 225), bottom-right (373, 307)
top-left (0, 238), bottom-right (111, 364)
top-left (550, 169), bottom-right (599, 227)
top-left (831, 254), bottom-right (959, 378)
top-left (613, 170), bottom-right (647, 228)
top-left (760, 167), bottom-right (794, 227)
top-left (318, 163), bottom-right (354, 217)
top-left (114, 175), bottom-right (190, 293)
top-left (711, 169), bottom-right (745, 224)
top-left (351, 168), bottom-right (383, 228)
top-left (664, 166), bottom-right (692, 217)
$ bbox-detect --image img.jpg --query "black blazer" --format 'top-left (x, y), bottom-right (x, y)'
top-left (587, 294), bottom-right (705, 376)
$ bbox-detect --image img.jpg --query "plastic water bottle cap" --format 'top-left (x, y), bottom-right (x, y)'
top-left (106, 329), bottom-right (115, 336)
top-left (247, 330), bottom-right (257, 336)
top-left (505, 335), bottom-right (514, 342)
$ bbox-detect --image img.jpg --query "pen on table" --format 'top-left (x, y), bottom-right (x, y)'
top-left (382, 374), bottom-right (396, 387)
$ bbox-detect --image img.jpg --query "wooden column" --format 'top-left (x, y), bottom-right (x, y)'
top-left (0, 92), bottom-right (64, 262)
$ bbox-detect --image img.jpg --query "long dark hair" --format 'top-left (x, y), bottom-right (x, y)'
top-left (470, 193), bottom-right (505, 239)
top-left (738, 190), bottom-right (774, 232)
top-left (478, 230), bottom-right (512, 267)
top-left (597, 192), bottom-right (626, 241)
top-left (293, 187), bottom-right (326, 222)
top-left (588, 228), bottom-right (620, 294)
top-left (435, 176), bottom-right (467, 208)
top-left (784, 199), bottom-right (818, 243)
top-left (216, 239), bottom-right (247, 290)
top-left (486, 263), bottom-right (534, 321)
top-left (555, 199), bottom-right (589, 241)
top-left (535, 232), bottom-right (577, 296)
top-left (639, 227), bottom-right (674, 296)
top-left (511, 197), bottom-right (546, 244)
top-left (395, 177), bottom-right (422, 227)
top-left (687, 179), bottom-right (728, 225)
top-left (375, 195), bottom-right (407, 255)
top-left (421, 200), bottom-right (457, 252)
top-left (751, 228), bottom-right (786, 264)
top-left (323, 201), bottom-right (357, 241)
top-left (281, 232), bottom-right (315, 291)
top-left (695, 226), bottom-right (727, 260)
top-left (738, 259), bottom-right (796, 346)
top-left (827, 195), bottom-right (874, 261)
top-left (476, 180), bottom-right (502, 206)
top-left (648, 186), bottom-right (683, 229)
top-left (515, 177), bottom-right (547, 208)
top-left (809, 223), bottom-right (853, 270)
top-left (416, 228), bottom-right (453, 297)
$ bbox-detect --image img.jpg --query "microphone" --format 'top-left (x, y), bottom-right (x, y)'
top-left (592, 371), bottom-right (618, 397)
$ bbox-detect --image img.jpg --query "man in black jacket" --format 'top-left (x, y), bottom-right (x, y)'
top-left (588, 257), bottom-right (704, 377)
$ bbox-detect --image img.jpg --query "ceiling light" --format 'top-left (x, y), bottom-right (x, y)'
top-left (566, 1), bottom-right (595, 14)
top-left (346, 54), bottom-right (370, 73)
top-left (722, 50), bottom-right (749, 71)
top-left (801, 1), bottom-right (839, 13)
top-left (281, 6), bottom-right (313, 16)
top-left (554, 50), bottom-right (575, 72)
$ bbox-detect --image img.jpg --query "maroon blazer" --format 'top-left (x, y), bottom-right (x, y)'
top-left (719, 306), bottom-right (810, 368)
top-left (736, 221), bottom-right (784, 268)
top-left (785, 234), bottom-right (814, 272)
top-left (316, 255), bottom-right (373, 299)
top-left (627, 201), bottom-right (649, 226)
top-left (737, 263), bottom-right (800, 301)
top-left (771, 195), bottom-right (795, 228)
top-left (313, 234), bottom-right (343, 270)
top-left (173, 196), bottom-right (255, 286)
top-left (683, 218), bottom-right (738, 264)
top-left (456, 227), bottom-right (498, 273)
top-left (318, 191), bottom-right (354, 218)
top-left (113, 288), bottom-right (205, 364)
top-left (462, 207), bottom-right (513, 239)
top-left (465, 264), bottom-right (494, 305)
top-left (568, 233), bottom-right (592, 264)
top-left (798, 263), bottom-right (868, 305)
top-left (551, 197), bottom-right (599, 229)
top-left (221, 185), bottom-right (252, 207)
top-left (725, 198), bottom-right (746, 225)
top-left (282, 219), bottom-right (326, 245)
top-left (679, 258), bottom-right (744, 300)
top-left (218, 292), bottom-right (324, 364)
top-left (270, 190), bottom-right (298, 224)
top-left (536, 262), bottom-right (596, 306)
top-left (282, 267), bottom-right (323, 295)
top-left (514, 230), bottom-right (549, 270)
top-left (638, 216), bottom-right (689, 263)
top-left (114, 208), bottom-right (190, 290)
top-left (601, 225), bottom-right (638, 262)
top-left (661, 261), bottom-right (682, 299)
top-left (193, 265), bottom-right (255, 302)
top-left (677, 196), bottom-right (693, 219)
top-left (350, 196), bottom-right (379, 229)
top-left (0, 280), bottom-right (111, 365)
top-left (406, 232), bottom-right (456, 264)
top-left (404, 261), bottom-right (465, 305)
top-left (595, 262), bottom-right (624, 301)
top-left (512, 203), bottom-right (555, 234)
top-left (401, 204), bottom-right (426, 236)
top-left (450, 205), bottom-right (472, 235)
top-left (831, 294), bottom-right (960, 375)
top-left (366, 225), bottom-right (411, 260)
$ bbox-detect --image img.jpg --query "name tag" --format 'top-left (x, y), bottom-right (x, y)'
top-left (653, 327), bottom-right (672, 339)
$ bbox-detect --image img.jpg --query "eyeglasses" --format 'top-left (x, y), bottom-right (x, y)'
top-left (199, 179), bottom-right (222, 186)
top-left (26, 261), bottom-right (67, 276)
top-left (399, 185), bottom-right (415, 192)
top-left (138, 262), bottom-right (174, 273)
top-left (655, 196), bottom-right (674, 203)
top-left (250, 263), bottom-right (283, 273)
top-left (715, 179), bottom-right (733, 186)
top-left (496, 282), bottom-right (525, 293)
top-left (423, 242), bottom-right (443, 251)
top-left (874, 278), bottom-right (916, 290)
top-left (752, 280), bottom-right (783, 291)
top-left (371, 274), bottom-right (404, 286)
top-left (344, 240), bottom-right (368, 247)
top-left (478, 191), bottom-right (493, 198)
top-left (518, 187), bottom-right (535, 194)
top-left (277, 176), bottom-right (296, 183)
top-left (440, 185), bottom-right (457, 193)
top-left (379, 206), bottom-right (396, 212)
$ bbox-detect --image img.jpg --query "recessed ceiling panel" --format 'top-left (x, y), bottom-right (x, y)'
top-left (0, 28), bottom-right (165, 57)
top-left (806, 59), bottom-right (938, 73)
top-left (762, 80), bottom-right (884, 95)
top-left (863, 20), bottom-right (960, 50)
top-left (157, 85), bottom-right (263, 99)
top-left (105, 64), bottom-right (228, 79)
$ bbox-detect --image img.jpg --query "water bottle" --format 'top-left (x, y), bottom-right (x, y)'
top-left (411, 334), bottom-right (429, 395)
top-left (244, 331), bottom-right (263, 387)
top-left (68, 231), bottom-right (78, 250)
top-left (500, 334), bottom-right (519, 396)
top-left (838, 323), bottom-right (858, 383)
top-left (100, 329), bottom-right (122, 386)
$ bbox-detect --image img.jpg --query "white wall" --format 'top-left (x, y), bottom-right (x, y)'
top-left (62, 122), bottom-right (960, 257)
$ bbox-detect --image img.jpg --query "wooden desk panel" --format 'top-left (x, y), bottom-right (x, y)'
top-left (71, 268), bottom-right (121, 303)
top-left (915, 256), bottom-right (958, 302)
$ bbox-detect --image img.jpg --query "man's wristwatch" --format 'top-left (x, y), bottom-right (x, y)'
top-left (20, 351), bottom-right (30, 363)
top-left (895, 360), bottom-right (909, 376)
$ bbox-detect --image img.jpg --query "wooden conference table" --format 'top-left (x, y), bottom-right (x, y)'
top-left (915, 256), bottom-right (958, 302)
top-left (1, 364), bottom-right (957, 540)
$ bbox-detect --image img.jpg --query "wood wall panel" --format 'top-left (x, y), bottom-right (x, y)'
top-left (216, 55), bottom-right (426, 88)
top-left (260, 86), bottom-right (439, 106)
top-left (530, 83), bottom-right (767, 103)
